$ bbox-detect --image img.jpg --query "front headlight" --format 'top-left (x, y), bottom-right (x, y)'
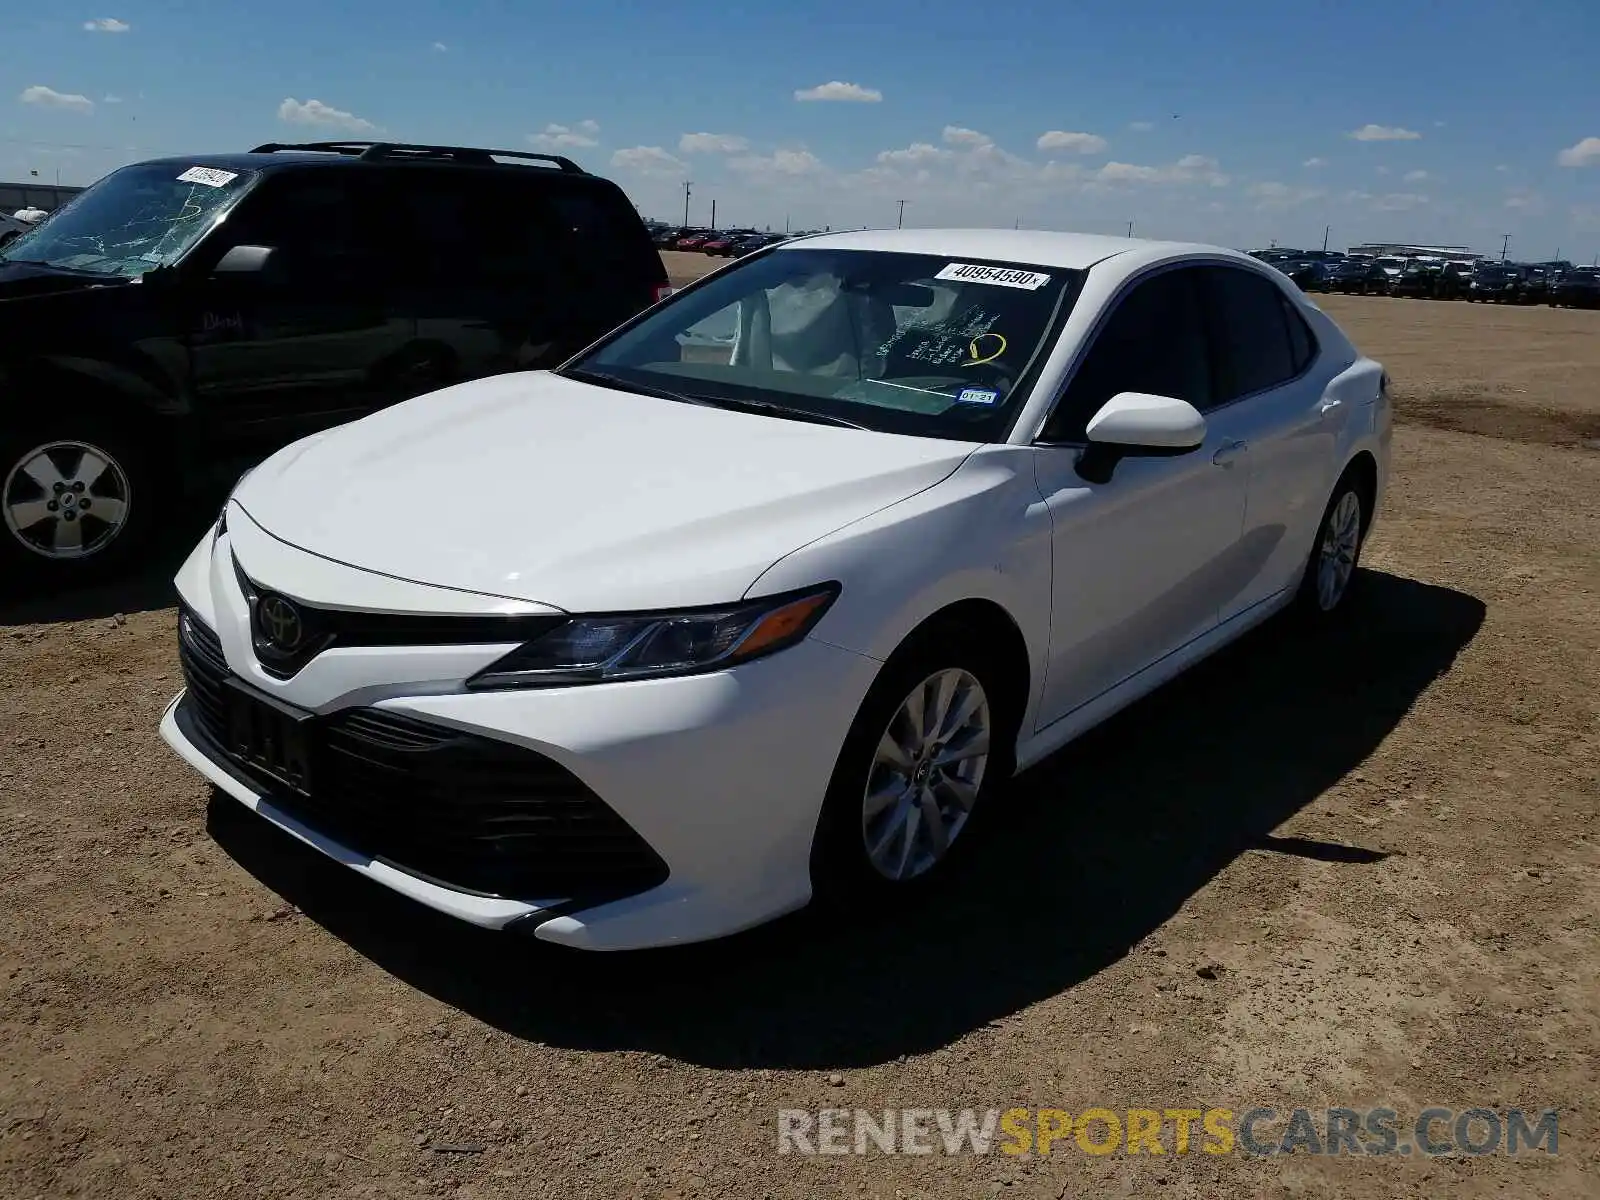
top-left (465, 583), bottom-right (839, 689)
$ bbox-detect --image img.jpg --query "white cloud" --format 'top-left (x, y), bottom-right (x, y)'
top-left (1555, 136), bottom-right (1600, 167)
top-left (103, 94), bottom-right (123, 104)
top-left (1093, 154), bottom-right (1228, 188)
top-left (1371, 192), bottom-right (1429, 211)
top-left (1247, 181), bottom-right (1325, 208)
top-left (1494, 164), bottom-right (1510, 172)
top-left (1504, 188), bottom-right (1544, 214)
top-left (528, 122), bottom-right (600, 150)
top-left (19, 85), bottom-right (94, 113)
top-left (1347, 124), bottom-right (1422, 141)
top-left (278, 97), bottom-right (377, 133)
top-left (876, 142), bottom-right (952, 167)
top-left (1375, 166), bottom-right (1390, 176)
top-left (679, 132), bottom-right (750, 154)
top-left (943, 126), bottom-right (992, 148)
top-left (730, 148), bottom-right (825, 177)
top-left (1303, 157), bottom-right (1327, 168)
top-left (794, 81), bottom-right (881, 102)
top-left (1036, 130), bottom-right (1108, 154)
top-left (610, 145), bottom-right (685, 177)
top-left (1403, 169), bottom-right (1430, 182)
top-left (83, 18), bottom-right (129, 33)
top-left (1129, 121), bottom-right (1154, 132)
top-left (431, 42), bottom-right (448, 52)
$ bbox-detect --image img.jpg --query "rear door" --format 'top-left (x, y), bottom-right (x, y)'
top-left (1198, 264), bottom-right (1339, 623)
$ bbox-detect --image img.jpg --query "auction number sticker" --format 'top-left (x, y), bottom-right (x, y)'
top-left (935, 262), bottom-right (1052, 290)
top-left (176, 166), bottom-right (239, 188)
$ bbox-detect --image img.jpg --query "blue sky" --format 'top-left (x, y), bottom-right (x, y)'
top-left (5, 1), bottom-right (1598, 257)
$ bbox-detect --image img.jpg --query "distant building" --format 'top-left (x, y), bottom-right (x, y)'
top-left (0, 180), bottom-right (85, 216)
top-left (1347, 242), bottom-right (1484, 260)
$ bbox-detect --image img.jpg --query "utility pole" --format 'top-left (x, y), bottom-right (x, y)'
top-left (710, 198), bottom-right (716, 228)
top-left (1322, 224), bottom-right (1331, 252)
top-left (896, 199), bottom-right (906, 228)
top-left (1014, 218), bottom-right (1020, 229)
top-left (1126, 220), bottom-right (1134, 237)
top-left (1501, 233), bottom-right (1510, 261)
top-left (682, 180), bottom-right (692, 227)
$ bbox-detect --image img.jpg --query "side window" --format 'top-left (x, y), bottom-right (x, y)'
top-left (1043, 267), bottom-right (1211, 442)
top-left (1204, 266), bottom-right (1299, 402)
top-left (1282, 295), bottom-right (1318, 374)
top-left (539, 184), bottom-right (652, 277)
top-left (403, 174), bottom-right (550, 285)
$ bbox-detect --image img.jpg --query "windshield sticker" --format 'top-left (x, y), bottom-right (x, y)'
top-left (176, 166), bottom-right (239, 188)
top-left (955, 387), bottom-right (1001, 406)
top-left (935, 263), bottom-right (1051, 290)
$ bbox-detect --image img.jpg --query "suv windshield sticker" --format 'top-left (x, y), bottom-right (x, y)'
top-left (934, 263), bottom-right (1052, 290)
top-left (176, 166), bottom-right (239, 188)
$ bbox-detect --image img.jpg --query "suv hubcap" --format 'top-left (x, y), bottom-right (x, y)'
top-left (3, 441), bottom-right (132, 560)
top-left (863, 668), bottom-right (991, 882)
top-left (1316, 491), bottom-right (1362, 611)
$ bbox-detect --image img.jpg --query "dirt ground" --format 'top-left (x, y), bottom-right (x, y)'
top-left (2, 261), bottom-right (1597, 1198)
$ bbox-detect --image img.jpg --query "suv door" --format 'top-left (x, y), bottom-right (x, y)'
top-left (186, 170), bottom-right (417, 442)
top-left (1198, 264), bottom-right (1337, 624)
top-left (1030, 265), bottom-right (1248, 730)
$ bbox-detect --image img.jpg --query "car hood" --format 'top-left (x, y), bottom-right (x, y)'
top-left (0, 260), bottom-right (130, 301)
top-left (232, 371), bottom-right (977, 611)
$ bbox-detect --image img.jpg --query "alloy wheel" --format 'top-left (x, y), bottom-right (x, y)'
top-left (1315, 490), bottom-right (1362, 611)
top-left (862, 668), bottom-right (991, 882)
top-left (2, 440), bottom-right (133, 560)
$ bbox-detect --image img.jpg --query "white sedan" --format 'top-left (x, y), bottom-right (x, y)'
top-left (159, 228), bottom-right (1391, 950)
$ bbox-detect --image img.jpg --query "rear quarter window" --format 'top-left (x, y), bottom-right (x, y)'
top-left (539, 184), bottom-right (663, 282)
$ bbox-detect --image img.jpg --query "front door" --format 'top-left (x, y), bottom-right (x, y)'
top-left (187, 172), bottom-right (417, 444)
top-left (1031, 265), bottom-right (1248, 729)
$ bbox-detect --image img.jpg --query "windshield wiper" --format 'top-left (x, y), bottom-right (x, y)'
top-left (688, 395), bottom-right (870, 430)
top-left (560, 367), bottom-right (708, 407)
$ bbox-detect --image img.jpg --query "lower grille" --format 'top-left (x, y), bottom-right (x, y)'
top-left (174, 611), bottom-right (669, 903)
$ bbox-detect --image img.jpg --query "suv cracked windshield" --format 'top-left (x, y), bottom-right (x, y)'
top-left (0, 162), bottom-right (255, 278)
top-left (564, 248), bottom-right (1085, 440)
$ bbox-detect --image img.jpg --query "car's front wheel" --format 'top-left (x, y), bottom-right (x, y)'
top-left (811, 632), bottom-right (1016, 904)
top-left (1295, 474), bottom-right (1367, 618)
top-left (0, 423), bottom-right (153, 585)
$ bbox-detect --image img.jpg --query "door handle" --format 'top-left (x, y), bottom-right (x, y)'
top-left (1212, 439), bottom-right (1246, 467)
top-left (1319, 398), bottom-right (1343, 417)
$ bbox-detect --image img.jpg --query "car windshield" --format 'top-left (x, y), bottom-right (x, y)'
top-left (0, 162), bottom-right (255, 278)
top-left (1376, 258), bottom-right (1404, 269)
top-left (564, 248), bottom-right (1083, 440)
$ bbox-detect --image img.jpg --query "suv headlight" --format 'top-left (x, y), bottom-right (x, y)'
top-left (466, 583), bottom-right (839, 689)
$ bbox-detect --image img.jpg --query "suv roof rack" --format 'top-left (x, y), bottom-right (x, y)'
top-left (247, 141), bottom-right (586, 173)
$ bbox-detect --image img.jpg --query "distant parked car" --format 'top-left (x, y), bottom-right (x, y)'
top-left (1548, 267), bottom-right (1600, 308)
top-left (673, 231), bottom-right (715, 251)
top-left (0, 213), bottom-right (28, 248)
top-left (1323, 259), bottom-right (1385, 295)
top-left (702, 230), bottom-right (758, 257)
top-left (1517, 267), bottom-right (1551, 306)
top-left (1467, 264), bottom-right (1522, 303)
top-left (1390, 261), bottom-right (1439, 298)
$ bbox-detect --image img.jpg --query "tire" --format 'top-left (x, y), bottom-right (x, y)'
top-left (1293, 474), bottom-right (1367, 620)
top-left (810, 627), bottom-right (1019, 907)
top-left (0, 418), bottom-right (156, 586)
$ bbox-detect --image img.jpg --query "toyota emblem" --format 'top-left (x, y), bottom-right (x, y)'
top-left (257, 594), bottom-right (303, 652)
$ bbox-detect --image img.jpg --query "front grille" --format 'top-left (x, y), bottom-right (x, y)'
top-left (232, 555), bottom-right (566, 679)
top-left (175, 611), bottom-right (668, 903)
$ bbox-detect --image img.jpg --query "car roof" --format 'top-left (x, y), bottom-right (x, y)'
top-left (129, 151), bottom-right (608, 183)
top-left (773, 227), bottom-right (1237, 271)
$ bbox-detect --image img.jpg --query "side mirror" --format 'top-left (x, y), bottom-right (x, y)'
top-left (212, 244), bottom-right (277, 276)
top-left (1076, 392), bottom-right (1206, 483)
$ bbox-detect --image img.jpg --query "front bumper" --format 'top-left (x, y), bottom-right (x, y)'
top-left (160, 518), bottom-right (882, 950)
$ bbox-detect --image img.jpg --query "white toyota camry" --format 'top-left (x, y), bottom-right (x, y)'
top-left (160, 228), bottom-right (1391, 950)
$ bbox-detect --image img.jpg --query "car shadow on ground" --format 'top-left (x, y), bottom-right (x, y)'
top-left (207, 569), bottom-right (1485, 1069)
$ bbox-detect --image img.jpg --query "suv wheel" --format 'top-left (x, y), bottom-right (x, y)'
top-left (0, 425), bottom-right (152, 583)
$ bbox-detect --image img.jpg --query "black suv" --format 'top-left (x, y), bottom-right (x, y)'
top-left (0, 141), bottom-right (669, 581)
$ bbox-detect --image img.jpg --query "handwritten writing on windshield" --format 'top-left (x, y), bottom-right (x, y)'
top-left (879, 305), bottom-right (1001, 367)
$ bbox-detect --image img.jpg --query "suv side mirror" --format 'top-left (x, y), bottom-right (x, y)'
top-left (212, 244), bottom-right (278, 276)
top-left (1075, 391), bottom-right (1206, 483)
